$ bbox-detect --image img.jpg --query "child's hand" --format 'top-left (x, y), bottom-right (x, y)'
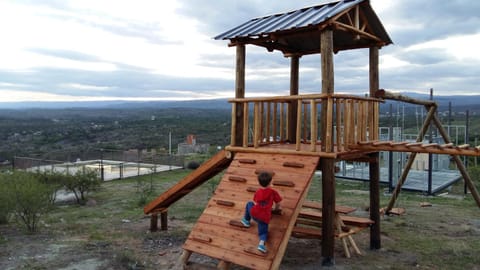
top-left (271, 208), bottom-right (282, 215)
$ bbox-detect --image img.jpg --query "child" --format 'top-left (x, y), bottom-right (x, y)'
top-left (241, 172), bottom-right (282, 253)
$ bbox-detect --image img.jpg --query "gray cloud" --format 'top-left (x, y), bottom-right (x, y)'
top-left (1, 0), bottom-right (479, 104)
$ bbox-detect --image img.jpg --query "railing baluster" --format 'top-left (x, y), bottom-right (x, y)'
top-left (296, 100), bottom-right (302, 151)
top-left (374, 101), bottom-right (379, 140)
top-left (280, 103), bottom-right (285, 142)
top-left (231, 103), bottom-right (236, 146)
top-left (227, 94), bottom-right (381, 154)
top-left (266, 102), bottom-right (271, 142)
top-left (310, 99), bottom-right (317, 152)
top-left (243, 102), bottom-right (249, 147)
top-left (254, 102), bottom-right (260, 148)
top-left (273, 102), bottom-right (278, 142)
top-left (335, 98), bottom-right (342, 152)
top-left (303, 102), bottom-right (308, 143)
top-left (326, 97), bottom-right (334, 152)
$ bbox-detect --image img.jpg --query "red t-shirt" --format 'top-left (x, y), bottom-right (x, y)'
top-left (251, 187), bottom-right (282, 224)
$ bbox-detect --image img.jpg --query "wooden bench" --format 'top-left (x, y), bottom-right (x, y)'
top-left (293, 202), bottom-right (374, 257)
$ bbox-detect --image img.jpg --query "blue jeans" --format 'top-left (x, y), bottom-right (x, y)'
top-left (244, 201), bottom-right (268, 241)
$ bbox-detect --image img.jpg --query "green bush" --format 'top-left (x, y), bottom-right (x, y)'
top-left (63, 169), bottom-right (101, 205)
top-left (0, 173), bottom-right (13, 224)
top-left (186, 160), bottom-right (200, 170)
top-left (8, 171), bottom-right (53, 232)
top-left (35, 170), bottom-right (66, 204)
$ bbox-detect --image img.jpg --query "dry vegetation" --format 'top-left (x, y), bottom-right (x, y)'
top-left (1, 168), bottom-right (480, 270)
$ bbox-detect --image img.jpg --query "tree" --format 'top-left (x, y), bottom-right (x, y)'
top-left (8, 171), bottom-right (53, 232)
top-left (63, 169), bottom-right (101, 204)
top-left (35, 170), bottom-right (65, 204)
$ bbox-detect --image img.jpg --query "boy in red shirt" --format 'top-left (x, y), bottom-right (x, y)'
top-left (241, 172), bottom-right (282, 253)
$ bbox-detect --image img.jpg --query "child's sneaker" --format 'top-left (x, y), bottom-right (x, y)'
top-left (257, 244), bottom-right (267, 253)
top-left (241, 218), bottom-right (250, 228)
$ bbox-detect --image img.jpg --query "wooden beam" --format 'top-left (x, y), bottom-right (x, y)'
top-left (150, 214), bottom-right (158, 232)
top-left (320, 29), bottom-right (336, 266)
top-left (333, 21), bottom-right (383, 43)
top-left (160, 211), bottom-right (168, 231)
top-left (289, 55), bottom-right (300, 143)
top-left (368, 152), bottom-right (381, 249)
top-left (375, 89), bottom-right (437, 107)
top-left (234, 44), bottom-right (245, 146)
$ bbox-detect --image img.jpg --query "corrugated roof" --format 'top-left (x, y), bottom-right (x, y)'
top-left (215, 0), bottom-right (363, 40)
top-left (214, 0), bottom-right (392, 55)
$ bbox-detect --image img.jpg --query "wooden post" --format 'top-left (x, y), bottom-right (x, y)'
top-left (321, 159), bottom-right (336, 266)
top-left (369, 152), bottom-right (381, 249)
top-left (150, 214), bottom-right (158, 232)
top-left (234, 44), bottom-right (246, 146)
top-left (288, 55), bottom-right (300, 143)
top-left (369, 46), bottom-right (381, 249)
top-left (160, 210), bottom-right (168, 231)
top-left (320, 29), bottom-right (335, 266)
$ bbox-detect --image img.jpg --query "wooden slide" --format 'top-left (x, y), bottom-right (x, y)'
top-left (181, 152), bottom-right (320, 269)
top-left (144, 149), bottom-right (233, 215)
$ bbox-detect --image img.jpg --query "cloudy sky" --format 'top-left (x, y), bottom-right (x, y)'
top-left (0, 0), bottom-right (479, 103)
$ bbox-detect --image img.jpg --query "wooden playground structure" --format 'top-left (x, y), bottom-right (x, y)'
top-left (144, 1), bottom-right (480, 269)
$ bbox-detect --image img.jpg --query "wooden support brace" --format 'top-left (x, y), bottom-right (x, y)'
top-left (160, 211), bottom-right (168, 231)
top-left (150, 214), bottom-right (158, 232)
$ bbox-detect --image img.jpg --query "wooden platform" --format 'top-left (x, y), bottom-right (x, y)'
top-left (182, 152), bottom-right (320, 269)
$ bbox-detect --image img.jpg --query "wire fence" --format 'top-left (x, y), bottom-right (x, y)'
top-left (13, 148), bottom-right (186, 181)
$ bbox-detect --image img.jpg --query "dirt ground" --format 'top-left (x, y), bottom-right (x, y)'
top-left (2, 175), bottom-right (480, 270)
top-left (2, 211), bottom-right (478, 270)
top-left (0, 213), bottom-right (380, 270)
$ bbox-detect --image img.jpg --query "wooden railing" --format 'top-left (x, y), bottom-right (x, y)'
top-left (228, 94), bottom-right (381, 155)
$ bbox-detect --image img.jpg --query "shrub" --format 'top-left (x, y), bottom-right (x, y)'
top-left (0, 173), bottom-right (13, 224)
top-left (63, 169), bottom-right (101, 205)
top-left (8, 171), bottom-right (53, 232)
top-left (186, 161), bottom-right (200, 170)
top-left (35, 170), bottom-right (66, 204)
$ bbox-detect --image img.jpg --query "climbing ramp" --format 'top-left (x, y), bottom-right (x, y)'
top-left (181, 152), bottom-right (320, 269)
top-left (144, 150), bottom-right (233, 215)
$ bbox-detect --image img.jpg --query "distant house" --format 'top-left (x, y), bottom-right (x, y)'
top-left (177, 135), bottom-right (209, 155)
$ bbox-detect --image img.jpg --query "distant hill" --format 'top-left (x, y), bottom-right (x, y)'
top-left (0, 98), bottom-right (232, 110)
top-left (0, 94), bottom-right (478, 112)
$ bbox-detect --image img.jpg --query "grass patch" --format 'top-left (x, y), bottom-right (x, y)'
top-left (1, 167), bottom-right (480, 269)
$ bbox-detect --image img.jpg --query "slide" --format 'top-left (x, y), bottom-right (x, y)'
top-left (144, 149), bottom-right (233, 215)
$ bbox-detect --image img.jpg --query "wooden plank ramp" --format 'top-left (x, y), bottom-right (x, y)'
top-left (144, 150), bottom-right (233, 214)
top-left (182, 152), bottom-right (320, 270)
